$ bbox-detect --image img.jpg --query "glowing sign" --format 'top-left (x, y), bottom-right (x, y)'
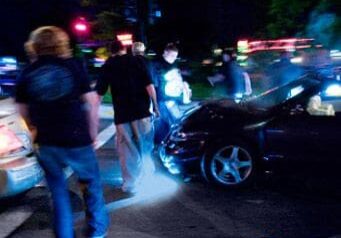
top-left (117, 34), bottom-right (133, 46)
top-left (237, 40), bottom-right (249, 54)
top-left (238, 38), bottom-right (315, 54)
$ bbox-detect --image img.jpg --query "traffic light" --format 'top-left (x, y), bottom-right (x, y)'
top-left (72, 17), bottom-right (89, 37)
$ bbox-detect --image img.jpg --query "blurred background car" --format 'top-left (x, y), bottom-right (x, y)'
top-left (0, 65), bottom-right (44, 198)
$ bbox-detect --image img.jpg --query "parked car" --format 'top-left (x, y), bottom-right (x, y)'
top-left (159, 74), bottom-right (341, 188)
top-left (0, 86), bottom-right (43, 198)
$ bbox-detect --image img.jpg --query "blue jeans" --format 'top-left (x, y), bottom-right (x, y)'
top-left (37, 145), bottom-right (109, 238)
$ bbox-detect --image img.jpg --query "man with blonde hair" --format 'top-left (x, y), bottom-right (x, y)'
top-left (16, 26), bottom-right (108, 238)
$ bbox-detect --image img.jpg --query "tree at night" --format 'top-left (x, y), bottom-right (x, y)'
top-left (266, 0), bottom-right (340, 47)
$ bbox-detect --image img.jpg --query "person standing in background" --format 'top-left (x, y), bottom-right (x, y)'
top-left (152, 43), bottom-right (192, 143)
top-left (96, 40), bottom-right (159, 194)
top-left (208, 50), bottom-right (252, 100)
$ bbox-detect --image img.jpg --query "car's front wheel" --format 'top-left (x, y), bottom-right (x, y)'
top-left (202, 142), bottom-right (256, 188)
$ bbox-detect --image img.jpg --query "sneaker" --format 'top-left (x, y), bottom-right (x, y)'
top-left (88, 231), bottom-right (108, 238)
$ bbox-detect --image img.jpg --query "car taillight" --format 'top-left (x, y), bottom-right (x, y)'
top-left (0, 125), bottom-right (24, 156)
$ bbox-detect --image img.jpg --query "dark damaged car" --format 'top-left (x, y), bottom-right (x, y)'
top-left (159, 75), bottom-right (341, 188)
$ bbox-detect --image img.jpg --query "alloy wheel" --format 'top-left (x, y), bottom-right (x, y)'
top-left (210, 145), bottom-right (253, 185)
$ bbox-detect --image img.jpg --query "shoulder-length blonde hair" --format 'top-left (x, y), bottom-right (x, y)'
top-left (25, 26), bottom-right (72, 61)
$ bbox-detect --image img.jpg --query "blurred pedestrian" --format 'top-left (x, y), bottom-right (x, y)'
top-left (96, 40), bottom-right (159, 194)
top-left (265, 51), bottom-right (303, 89)
top-left (208, 50), bottom-right (252, 100)
top-left (152, 43), bottom-right (192, 142)
top-left (15, 26), bottom-right (108, 238)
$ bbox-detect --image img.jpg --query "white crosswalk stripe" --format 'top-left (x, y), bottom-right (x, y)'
top-left (98, 104), bottom-right (114, 119)
top-left (95, 123), bottom-right (116, 150)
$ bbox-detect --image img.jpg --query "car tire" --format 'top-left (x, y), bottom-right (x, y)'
top-left (202, 140), bottom-right (258, 188)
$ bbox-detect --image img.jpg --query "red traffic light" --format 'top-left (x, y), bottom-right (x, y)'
top-left (74, 23), bottom-right (87, 32)
top-left (72, 17), bottom-right (89, 35)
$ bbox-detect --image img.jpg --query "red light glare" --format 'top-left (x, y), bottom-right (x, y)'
top-left (74, 23), bottom-right (87, 32)
top-left (117, 34), bottom-right (133, 46)
top-left (241, 38), bottom-right (315, 53)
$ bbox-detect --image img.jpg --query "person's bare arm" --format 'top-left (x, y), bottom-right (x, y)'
top-left (81, 92), bottom-right (100, 141)
top-left (146, 84), bottom-right (160, 117)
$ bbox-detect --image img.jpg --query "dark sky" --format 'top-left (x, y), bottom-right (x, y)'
top-left (156, 0), bottom-right (270, 58)
top-left (0, 0), bottom-right (269, 59)
top-left (0, 0), bottom-right (81, 59)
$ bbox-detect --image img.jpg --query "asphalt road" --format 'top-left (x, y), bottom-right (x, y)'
top-left (1, 116), bottom-right (341, 238)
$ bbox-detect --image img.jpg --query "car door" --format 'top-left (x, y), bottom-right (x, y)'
top-left (265, 101), bottom-right (341, 174)
top-left (306, 111), bottom-right (341, 171)
top-left (265, 108), bottom-right (318, 163)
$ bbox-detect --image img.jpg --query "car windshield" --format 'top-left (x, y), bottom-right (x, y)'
top-left (244, 75), bottom-right (321, 110)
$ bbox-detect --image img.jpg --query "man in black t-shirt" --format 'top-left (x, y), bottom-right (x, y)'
top-left (96, 40), bottom-right (159, 194)
top-left (16, 26), bottom-right (108, 238)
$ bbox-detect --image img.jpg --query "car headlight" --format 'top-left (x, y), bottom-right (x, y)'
top-left (170, 129), bottom-right (209, 142)
top-left (325, 84), bottom-right (341, 97)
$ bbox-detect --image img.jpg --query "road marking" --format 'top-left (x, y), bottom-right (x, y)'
top-left (99, 104), bottom-right (114, 119)
top-left (95, 123), bottom-right (116, 150)
top-left (0, 206), bottom-right (33, 238)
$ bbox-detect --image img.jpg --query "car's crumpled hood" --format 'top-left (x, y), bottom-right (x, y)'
top-left (180, 99), bottom-right (270, 133)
